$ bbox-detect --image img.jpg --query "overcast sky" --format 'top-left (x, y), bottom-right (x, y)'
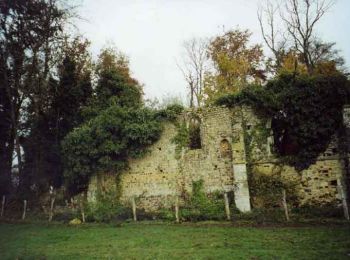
top-left (76, 0), bottom-right (350, 102)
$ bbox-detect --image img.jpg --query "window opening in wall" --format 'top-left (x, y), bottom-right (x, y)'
top-left (189, 116), bottom-right (201, 149)
top-left (220, 139), bottom-right (232, 158)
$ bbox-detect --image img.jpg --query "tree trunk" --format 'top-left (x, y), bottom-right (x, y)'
top-left (337, 112), bottom-right (350, 220)
top-left (1, 195), bottom-right (5, 217)
top-left (0, 147), bottom-right (13, 195)
top-left (0, 52), bottom-right (15, 195)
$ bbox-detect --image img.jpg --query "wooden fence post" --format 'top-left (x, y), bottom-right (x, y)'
top-left (224, 193), bottom-right (231, 221)
top-left (22, 200), bottom-right (27, 220)
top-left (49, 197), bottom-right (55, 222)
top-left (80, 195), bottom-right (85, 223)
top-left (175, 196), bottom-right (179, 223)
top-left (1, 195), bottom-right (5, 217)
top-left (131, 197), bottom-right (137, 221)
top-left (282, 189), bottom-right (290, 221)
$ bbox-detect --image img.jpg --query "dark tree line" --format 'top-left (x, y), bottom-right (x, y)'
top-left (0, 0), bottom-right (154, 200)
top-left (0, 0), bottom-right (93, 197)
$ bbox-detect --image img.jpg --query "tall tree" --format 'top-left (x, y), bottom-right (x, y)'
top-left (0, 0), bottom-right (68, 195)
top-left (21, 37), bottom-right (93, 194)
top-left (82, 47), bottom-right (143, 119)
top-left (203, 29), bottom-right (265, 103)
top-left (281, 0), bottom-right (335, 74)
top-left (258, 0), bottom-right (288, 71)
top-left (178, 38), bottom-right (208, 107)
top-left (258, 0), bottom-right (338, 75)
top-left (62, 47), bottom-right (156, 195)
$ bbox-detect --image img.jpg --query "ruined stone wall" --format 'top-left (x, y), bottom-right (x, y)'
top-left (87, 105), bottom-right (348, 212)
top-left (242, 106), bottom-right (345, 206)
top-left (119, 123), bottom-right (179, 210)
top-left (88, 107), bottom-right (251, 212)
top-left (118, 107), bottom-right (250, 211)
top-left (180, 107), bottom-right (235, 194)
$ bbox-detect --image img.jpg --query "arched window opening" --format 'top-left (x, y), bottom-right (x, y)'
top-left (188, 116), bottom-right (202, 149)
top-left (220, 139), bottom-right (232, 158)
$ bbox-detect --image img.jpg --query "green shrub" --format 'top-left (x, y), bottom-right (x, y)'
top-left (156, 208), bottom-right (175, 221)
top-left (249, 171), bottom-right (299, 209)
top-left (86, 190), bottom-right (131, 222)
top-left (53, 211), bottom-right (80, 223)
top-left (180, 180), bottom-right (226, 221)
top-left (155, 104), bottom-right (184, 121)
top-left (292, 202), bottom-right (343, 219)
top-left (171, 122), bottom-right (190, 158)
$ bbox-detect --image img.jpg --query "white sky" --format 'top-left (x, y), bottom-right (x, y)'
top-left (76, 0), bottom-right (350, 102)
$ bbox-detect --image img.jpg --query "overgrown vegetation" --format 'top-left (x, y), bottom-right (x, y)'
top-left (171, 116), bottom-right (201, 158)
top-left (62, 106), bottom-right (163, 195)
top-left (86, 190), bottom-right (131, 223)
top-left (154, 103), bottom-right (184, 122)
top-left (248, 170), bottom-right (298, 209)
top-left (180, 180), bottom-right (226, 221)
top-left (62, 48), bottom-right (184, 196)
top-left (216, 73), bottom-right (350, 170)
top-left (171, 122), bottom-right (190, 158)
top-left (1, 0), bottom-right (348, 225)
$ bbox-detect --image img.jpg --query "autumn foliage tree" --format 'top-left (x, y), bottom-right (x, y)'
top-left (203, 29), bottom-right (265, 103)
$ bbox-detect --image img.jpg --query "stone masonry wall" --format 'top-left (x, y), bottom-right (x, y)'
top-left (88, 107), bottom-right (251, 212)
top-left (87, 105), bottom-right (349, 212)
top-left (242, 106), bottom-right (346, 206)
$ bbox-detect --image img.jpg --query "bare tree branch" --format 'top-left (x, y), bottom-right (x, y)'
top-left (178, 38), bottom-right (209, 107)
top-left (281, 0), bottom-right (335, 73)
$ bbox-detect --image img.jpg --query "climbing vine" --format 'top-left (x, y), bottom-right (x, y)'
top-left (62, 104), bottom-right (184, 195)
top-left (249, 169), bottom-right (299, 208)
top-left (180, 180), bottom-right (226, 221)
top-left (171, 122), bottom-right (190, 159)
top-left (216, 72), bottom-right (350, 170)
top-left (171, 116), bottom-right (202, 159)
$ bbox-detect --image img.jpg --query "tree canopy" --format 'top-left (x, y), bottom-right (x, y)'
top-left (216, 72), bottom-right (350, 170)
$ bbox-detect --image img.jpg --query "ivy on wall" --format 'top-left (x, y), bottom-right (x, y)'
top-left (171, 122), bottom-right (190, 159)
top-left (249, 170), bottom-right (299, 208)
top-left (216, 73), bottom-right (350, 170)
top-left (62, 104), bottom-right (184, 195)
top-left (180, 180), bottom-right (226, 221)
top-left (171, 115), bottom-right (202, 159)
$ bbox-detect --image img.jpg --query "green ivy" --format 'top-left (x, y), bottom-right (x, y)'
top-left (62, 106), bottom-right (163, 195)
top-left (249, 170), bottom-right (298, 209)
top-left (86, 189), bottom-right (131, 222)
top-left (155, 104), bottom-right (184, 122)
top-left (171, 121), bottom-right (190, 159)
top-left (180, 180), bottom-right (226, 221)
top-left (216, 73), bottom-right (350, 170)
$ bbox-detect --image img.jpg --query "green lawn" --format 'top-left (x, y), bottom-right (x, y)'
top-left (0, 222), bottom-right (349, 259)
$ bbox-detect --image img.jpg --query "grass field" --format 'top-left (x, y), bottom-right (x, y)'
top-left (0, 222), bottom-right (349, 259)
